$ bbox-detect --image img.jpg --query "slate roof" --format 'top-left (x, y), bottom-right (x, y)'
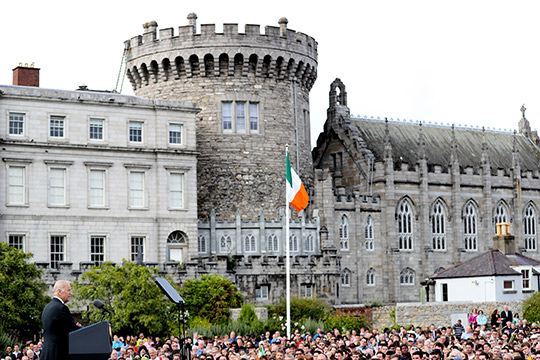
top-left (350, 118), bottom-right (540, 172)
top-left (432, 249), bottom-right (540, 279)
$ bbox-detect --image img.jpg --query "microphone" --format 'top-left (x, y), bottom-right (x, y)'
top-left (93, 299), bottom-right (112, 314)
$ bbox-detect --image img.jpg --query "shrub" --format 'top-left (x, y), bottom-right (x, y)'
top-left (323, 311), bottom-right (367, 333)
top-left (267, 297), bottom-right (330, 322)
top-left (524, 292), bottom-right (540, 323)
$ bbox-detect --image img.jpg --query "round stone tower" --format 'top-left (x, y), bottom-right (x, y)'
top-left (125, 14), bottom-right (317, 220)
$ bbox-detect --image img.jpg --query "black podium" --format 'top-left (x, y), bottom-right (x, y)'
top-left (69, 321), bottom-right (112, 360)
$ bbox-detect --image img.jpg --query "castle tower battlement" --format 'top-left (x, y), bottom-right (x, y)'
top-left (125, 16), bottom-right (317, 92)
top-left (125, 14), bottom-right (317, 221)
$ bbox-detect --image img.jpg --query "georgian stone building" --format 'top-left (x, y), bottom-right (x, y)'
top-left (0, 69), bottom-right (199, 276)
top-left (312, 78), bottom-right (540, 303)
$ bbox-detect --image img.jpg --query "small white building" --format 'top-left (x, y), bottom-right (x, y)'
top-left (0, 66), bottom-right (200, 273)
top-left (433, 223), bottom-right (540, 302)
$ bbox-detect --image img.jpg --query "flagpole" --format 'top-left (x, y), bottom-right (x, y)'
top-left (285, 145), bottom-right (291, 340)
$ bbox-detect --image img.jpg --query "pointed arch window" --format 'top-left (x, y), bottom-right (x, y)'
top-left (197, 234), bottom-right (207, 253)
top-left (267, 234), bottom-right (279, 253)
top-left (525, 204), bottom-right (537, 251)
top-left (305, 235), bottom-right (315, 252)
top-left (341, 269), bottom-right (351, 287)
top-left (289, 234), bottom-right (299, 252)
top-left (398, 200), bottom-right (413, 250)
top-left (339, 215), bottom-right (349, 251)
top-left (366, 268), bottom-right (375, 286)
top-left (244, 234), bottom-right (256, 253)
top-left (494, 201), bottom-right (509, 233)
top-left (219, 234), bottom-right (232, 253)
top-left (464, 201), bottom-right (478, 251)
top-left (365, 216), bottom-right (374, 251)
top-left (400, 268), bottom-right (415, 286)
top-left (431, 200), bottom-right (446, 251)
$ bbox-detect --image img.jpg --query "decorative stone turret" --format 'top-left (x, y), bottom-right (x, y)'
top-left (125, 14), bottom-right (318, 220)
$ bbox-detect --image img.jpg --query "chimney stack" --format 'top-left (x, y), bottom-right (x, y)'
top-left (13, 63), bottom-right (40, 87)
top-left (493, 222), bottom-right (516, 254)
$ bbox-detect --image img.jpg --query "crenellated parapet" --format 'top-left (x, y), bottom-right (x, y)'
top-left (125, 14), bottom-right (318, 92)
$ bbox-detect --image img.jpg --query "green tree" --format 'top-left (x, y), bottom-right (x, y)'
top-left (72, 261), bottom-right (177, 335)
top-left (0, 242), bottom-right (48, 339)
top-left (524, 292), bottom-right (540, 323)
top-left (181, 275), bottom-right (242, 324)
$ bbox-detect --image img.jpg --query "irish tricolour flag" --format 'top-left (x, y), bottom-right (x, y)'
top-left (286, 151), bottom-right (309, 212)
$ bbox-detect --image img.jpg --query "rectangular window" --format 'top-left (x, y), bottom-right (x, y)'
top-left (50, 235), bottom-right (65, 269)
top-left (442, 283), bottom-right (448, 302)
top-left (236, 102), bottom-right (246, 132)
top-left (49, 116), bottom-right (65, 138)
top-left (49, 168), bottom-right (66, 206)
top-left (130, 236), bottom-right (145, 262)
top-left (129, 171), bottom-right (144, 208)
top-left (8, 166), bottom-right (25, 205)
top-left (169, 124), bottom-right (183, 144)
top-left (222, 102), bottom-right (232, 131)
top-left (9, 113), bottom-right (24, 135)
top-left (89, 170), bottom-right (105, 207)
top-left (129, 121), bottom-right (143, 142)
top-left (249, 103), bottom-right (259, 132)
top-left (89, 118), bottom-right (104, 140)
top-left (522, 269), bottom-right (531, 290)
top-left (503, 280), bottom-right (514, 291)
top-left (255, 285), bottom-right (269, 300)
top-left (300, 284), bottom-right (313, 298)
top-left (90, 236), bottom-right (105, 265)
top-left (8, 234), bottom-right (24, 250)
top-left (169, 173), bottom-right (184, 209)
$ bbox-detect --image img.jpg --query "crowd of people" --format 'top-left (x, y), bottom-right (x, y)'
top-left (2, 305), bottom-right (536, 360)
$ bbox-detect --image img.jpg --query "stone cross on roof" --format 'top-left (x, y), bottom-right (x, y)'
top-left (521, 104), bottom-right (526, 119)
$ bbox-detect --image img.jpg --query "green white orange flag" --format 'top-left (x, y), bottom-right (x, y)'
top-left (286, 151), bottom-right (309, 212)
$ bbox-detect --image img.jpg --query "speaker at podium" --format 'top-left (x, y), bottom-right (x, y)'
top-left (69, 321), bottom-right (112, 360)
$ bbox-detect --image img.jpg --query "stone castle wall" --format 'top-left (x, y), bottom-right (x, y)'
top-left (371, 301), bottom-right (524, 329)
top-left (125, 15), bottom-right (317, 220)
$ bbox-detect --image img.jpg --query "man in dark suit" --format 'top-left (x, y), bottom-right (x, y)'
top-left (40, 280), bottom-right (81, 360)
top-left (500, 305), bottom-right (513, 326)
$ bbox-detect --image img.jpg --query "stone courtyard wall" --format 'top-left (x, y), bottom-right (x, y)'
top-left (371, 301), bottom-right (524, 329)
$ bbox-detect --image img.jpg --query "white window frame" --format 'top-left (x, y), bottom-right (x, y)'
top-left (130, 235), bottom-right (145, 262)
top-left (522, 269), bottom-right (532, 290)
top-left (128, 120), bottom-right (144, 144)
top-left (300, 284), bottom-right (313, 298)
top-left (431, 200), bottom-right (447, 251)
top-left (50, 234), bottom-right (66, 269)
top-left (168, 123), bottom-right (183, 145)
top-left (47, 167), bottom-right (68, 207)
top-left (88, 169), bottom-right (106, 208)
top-left (525, 204), bottom-right (537, 251)
top-left (221, 101), bottom-right (260, 134)
top-left (198, 235), bottom-right (207, 253)
top-left (244, 234), bottom-right (257, 253)
top-left (400, 268), bottom-right (415, 286)
top-left (219, 234), bottom-right (232, 253)
top-left (398, 200), bottom-right (414, 251)
top-left (267, 234), bottom-right (279, 253)
top-left (167, 231), bottom-right (187, 263)
top-left (8, 112), bottom-right (25, 137)
top-left (341, 269), bottom-right (351, 287)
top-left (289, 234), bottom-right (299, 252)
top-left (366, 268), bottom-right (376, 286)
top-left (168, 172), bottom-right (185, 210)
top-left (7, 233), bottom-right (25, 251)
top-left (88, 117), bottom-right (105, 141)
top-left (255, 285), bottom-right (269, 300)
top-left (464, 201), bottom-right (478, 251)
top-left (49, 114), bottom-right (67, 140)
top-left (6, 162), bottom-right (29, 206)
top-left (340, 215), bottom-right (349, 251)
top-left (503, 279), bottom-right (515, 291)
top-left (127, 169), bottom-right (147, 209)
top-left (365, 215), bottom-right (374, 251)
top-left (90, 235), bottom-right (106, 265)
top-left (494, 201), bottom-right (509, 234)
top-left (305, 234), bottom-right (315, 252)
